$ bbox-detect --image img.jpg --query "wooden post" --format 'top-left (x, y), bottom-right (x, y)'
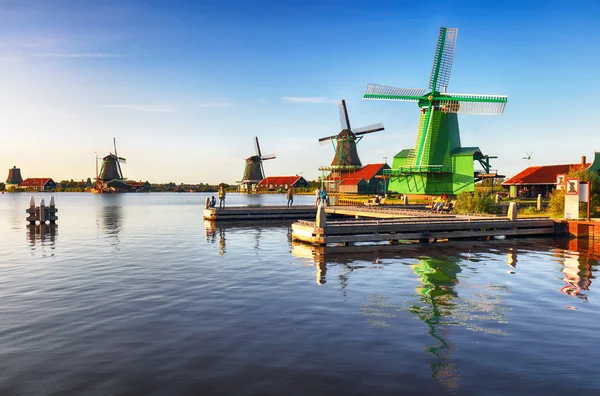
top-left (316, 204), bottom-right (327, 228)
top-left (26, 196), bottom-right (36, 224)
top-left (537, 194), bottom-right (542, 211)
top-left (507, 202), bottom-right (517, 221)
top-left (587, 181), bottom-right (591, 221)
top-left (402, 195), bottom-right (408, 205)
top-left (38, 199), bottom-right (46, 224)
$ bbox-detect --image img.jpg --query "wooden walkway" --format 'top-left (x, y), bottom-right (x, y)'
top-left (204, 205), bottom-right (317, 221)
top-left (324, 205), bottom-right (453, 219)
top-left (292, 216), bottom-right (556, 246)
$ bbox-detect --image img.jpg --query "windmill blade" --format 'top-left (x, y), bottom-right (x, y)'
top-left (254, 136), bottom-right (262, 157)
top-left (113, 137), bottom-right (118, 158)
top-left (261, 154), bottom-right (276, 160)
top-left (354, 122), bottom-right (384, 136)
top-left (318, 134), bottom-right (339, 143)
top-left (438, 93), bottom-right (507, 115)
top-left (338, 100), bottom-right (351, 131)
top-left (118, 157), bottom-right (127, 164)
top-left (363, 84), bottom-right (426, 101)
top-left (428, 27), bottom-right (458, 93)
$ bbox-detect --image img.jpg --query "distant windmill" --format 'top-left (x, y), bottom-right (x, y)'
top-left (319, 99), bottom-right (384, 169)
top-left (239, 137), bottom-right (275, 193)
top-left (523, 151), bottom-right (533, 167)
top-left (99, 138), bottom-right (126, 182)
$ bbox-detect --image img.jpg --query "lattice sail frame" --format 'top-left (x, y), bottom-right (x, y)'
top-left (429, 27), bottom-right (458, 93)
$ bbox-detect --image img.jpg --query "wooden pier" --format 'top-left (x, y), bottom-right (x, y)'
top-left (292, 215), bottom-right (557, 246)
top-left (204, 205), bottom-right (317, 221)
top-left (324, 205), bottom-right (453, 219)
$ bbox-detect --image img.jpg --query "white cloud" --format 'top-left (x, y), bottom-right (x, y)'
top-left (37, 52), bottom-right (124, 58)
top-left (101, 104), bottom-right (176, 112)
top-left (281, 96), bottom-right (337, 104)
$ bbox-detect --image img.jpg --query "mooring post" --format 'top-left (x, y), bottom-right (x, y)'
top-left (537, 194), bottom-right (542, 211)
top-left (507, 202), bottom-right (517, 221)
top-left (205, 197), bottom-right (210, 209)
top-left (495, 193), bottom-right (501, 204)
top-left (48, 196), bottom-right (58, 223)
top-left (316, 203), bottom-right (327, 228)
top-left (38, 199), bottom-right (46, 224)
top-left (402, 195), bottom-right (408, 205)
top-left (26, 196), bottom-right (36, 224)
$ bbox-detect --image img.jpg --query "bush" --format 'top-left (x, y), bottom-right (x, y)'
top-left (454, 191), bottom-right (496, 214)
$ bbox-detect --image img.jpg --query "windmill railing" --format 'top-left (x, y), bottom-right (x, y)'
top-left (384, 166), bottom-right (452, 176)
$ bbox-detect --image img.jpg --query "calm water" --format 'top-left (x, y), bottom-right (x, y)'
top-left (1, 192), bottom-right (599, 395)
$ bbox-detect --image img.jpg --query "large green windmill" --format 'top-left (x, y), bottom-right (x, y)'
top-left (364, 27), bottom-right (507, 195)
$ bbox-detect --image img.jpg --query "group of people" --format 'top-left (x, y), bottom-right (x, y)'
top-left (431, 193), bottom-right (448, 213)
top-left (208, 185), bottom-right (227, 209)
top-left (314, 187), bottom-right (328, 207)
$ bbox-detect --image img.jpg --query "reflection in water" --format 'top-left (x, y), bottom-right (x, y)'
top-left (552, 239), bottom-right (598, 301)
top-left (410, 256), bottom-right (461, 390)
top-left (203, 221), bottom-right (226, 255)
top-left (27, 224), bottom-right (57, 257)
top-left (293, 240), bottom-right (520, 392)
top-left (97, 196), bottom-right (123, 249)
top-left (506, 247), bottom-right (517, 273)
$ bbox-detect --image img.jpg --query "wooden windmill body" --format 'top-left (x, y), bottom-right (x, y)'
top-left (318, 100), bottom-right (384, 192)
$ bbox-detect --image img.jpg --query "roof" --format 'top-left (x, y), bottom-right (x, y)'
top-left (257, 176), bottom-right (304, 186)
top-left (503, 164), bottom-right (586, 185)
top-left (344, 163), bottom-right (389, 181)
top-left (395, 149), bottom-right (411, 159)
top-left (339, 177), bottom-right (366, 186)
top-left (19, 178), bottom-right (54, 187)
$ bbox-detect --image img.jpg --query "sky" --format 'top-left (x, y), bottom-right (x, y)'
top-left (1, 0), bottom-right (599, 184)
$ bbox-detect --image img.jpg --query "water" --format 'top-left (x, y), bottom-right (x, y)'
top-left (1, 192), bottom-right (599, 395)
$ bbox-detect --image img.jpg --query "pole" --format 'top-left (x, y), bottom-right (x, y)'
top-left (587, 181), bottom-right (591, 221)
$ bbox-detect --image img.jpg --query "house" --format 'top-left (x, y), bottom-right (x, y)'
top-left (257, 175), bottom-right (310, 191)
top-left (19, 178), bottom-right (58, 192)
top-left (502, 153), bottom-right (600, 198)
top-left (325, 163), bottom-right (390, 194)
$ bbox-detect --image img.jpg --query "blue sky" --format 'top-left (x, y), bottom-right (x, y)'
top-left (1, 0), bottom-right (599, 184)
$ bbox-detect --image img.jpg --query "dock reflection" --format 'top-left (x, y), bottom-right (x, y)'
top-left (26, 224), bottom-right (57, 257)
top-left (292, 238), bottom-right (566, 391)
top-left (203, 220), bottom-right (294, 256)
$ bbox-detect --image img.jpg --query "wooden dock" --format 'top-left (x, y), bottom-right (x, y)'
top-left (204, 205), bottom-right (317, 221)
top-left (324, 205), bottom-right (453, 219)
top-left (291, 216), bottom-right (557, 246)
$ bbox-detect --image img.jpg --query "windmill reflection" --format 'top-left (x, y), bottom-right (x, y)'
top-left (96, 195), bottom-right (124, 249)
top-left (26, 224), bottom-right (57, 257)
top-left (410, 256), bottom-right (461, 390)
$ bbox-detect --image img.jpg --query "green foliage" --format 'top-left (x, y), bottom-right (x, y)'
top-left (454, 191), bottom-right (496, 214)
top-left (0, 182), bottom-right (4, 191)
top-left (547, 188), bottom-right (565, 217)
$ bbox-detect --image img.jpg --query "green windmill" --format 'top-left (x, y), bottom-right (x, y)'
top-left (364, 27), bottom-right (507, 195)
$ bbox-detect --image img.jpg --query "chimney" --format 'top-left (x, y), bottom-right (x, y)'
top-left (582, 155), bottom-right (587, 166)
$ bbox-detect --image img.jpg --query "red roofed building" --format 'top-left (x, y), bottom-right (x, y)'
top-left (502, 153), bottom-right (600, 198)
top-left (325, 163), bottom-right (390, 194)
top-left (257, 175), bottom-right (310, 191)
top-left (19, 178), bottom-right (57, 192)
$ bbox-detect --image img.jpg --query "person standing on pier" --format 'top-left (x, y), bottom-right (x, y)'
top-left (218, 185), bottom-right (226, 209)
top-left (320, 187), bottom-right (328, 206)
top-left (286, 186), bottom-right (294, 207)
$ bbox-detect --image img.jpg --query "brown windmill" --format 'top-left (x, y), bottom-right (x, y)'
top-left (319, 100), bottom-right (384, 169)
top-left (318, 100), bottom-right (384, 190)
